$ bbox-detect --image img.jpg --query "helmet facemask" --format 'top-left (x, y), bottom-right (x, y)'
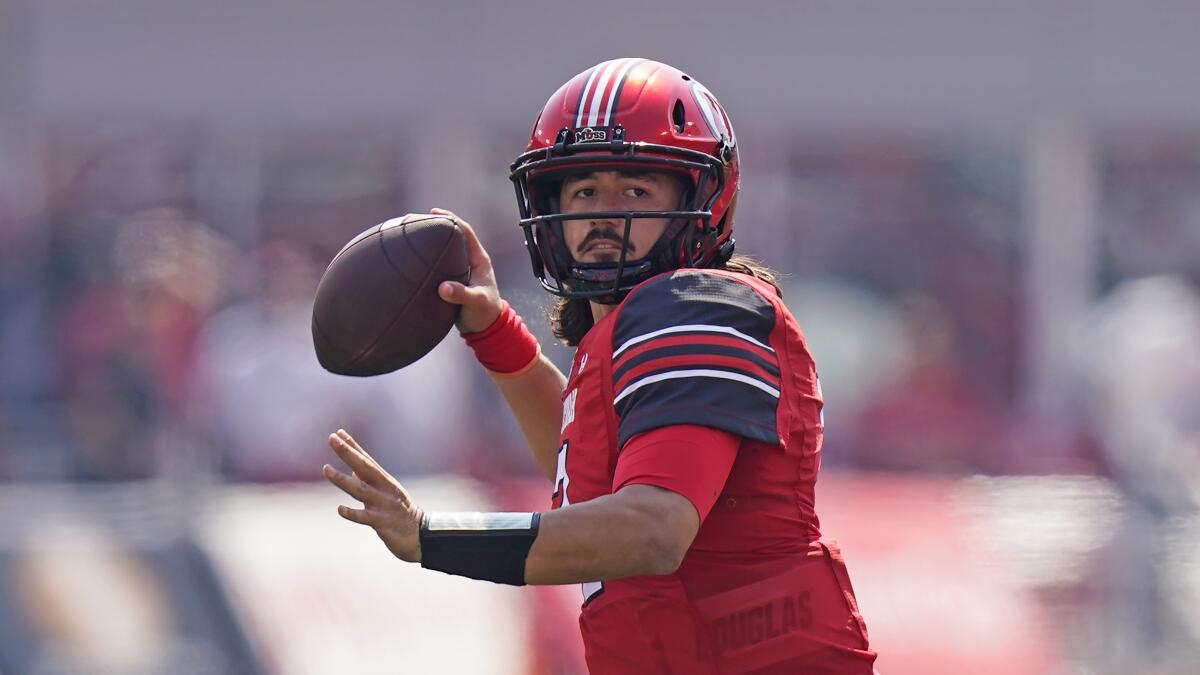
top-left (510, 127), bottom-right (730, 303)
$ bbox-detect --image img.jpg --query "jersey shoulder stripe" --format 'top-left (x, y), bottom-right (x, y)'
top-left (613, 323), bottom-right (773, 359)
top-left (615, 369), bottom-right (781, 404)
top-left (614, 351), bottom-right (781, 401)
top-left (614, 333), bottom-right (777, 374)
top-left (610, 270), bottom-right (781, 447)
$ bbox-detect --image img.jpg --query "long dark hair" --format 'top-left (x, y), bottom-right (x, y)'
top-left (546, 255), bottom-right (782, 347)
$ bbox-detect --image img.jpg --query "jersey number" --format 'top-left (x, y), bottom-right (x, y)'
top-left (552, 441), bottom-right (570, 507)
top-left (551, 441), bottom-right (604, 605)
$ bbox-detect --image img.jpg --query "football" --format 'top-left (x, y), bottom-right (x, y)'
top-left (312, 214), bottom-right (470, 376)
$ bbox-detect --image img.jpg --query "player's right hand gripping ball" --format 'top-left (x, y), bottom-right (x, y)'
top-left (312, 214), bottom-right (470, 376)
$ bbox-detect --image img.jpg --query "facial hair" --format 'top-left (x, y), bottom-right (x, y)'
top-left (577, 228), bottom-right (631, 261)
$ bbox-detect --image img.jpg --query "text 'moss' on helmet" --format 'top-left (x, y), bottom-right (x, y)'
top-left (510, 58), bottom-right (740, 303)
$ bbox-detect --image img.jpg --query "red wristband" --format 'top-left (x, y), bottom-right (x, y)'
top-left (462, 300), bottom-right (540, 376)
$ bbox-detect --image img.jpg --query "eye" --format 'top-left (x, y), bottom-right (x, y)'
top-left (573, 187), bottom-right (595, 199)
top-left (624, 187), bottom-right (649, 198)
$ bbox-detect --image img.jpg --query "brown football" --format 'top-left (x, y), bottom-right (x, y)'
top-left (312, 214), bottom-right (470, 376)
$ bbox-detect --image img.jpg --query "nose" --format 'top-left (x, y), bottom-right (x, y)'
top-left (589, 216), bottom-right (621, 231)
top-left (590, 191), bottom-right (624, 227)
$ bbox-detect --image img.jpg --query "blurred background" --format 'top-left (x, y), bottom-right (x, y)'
top-left (1, 1), bottom-right (1198, 673)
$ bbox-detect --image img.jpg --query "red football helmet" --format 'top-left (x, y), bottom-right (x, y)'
top-left (511, 58), bottom-right (740, 301)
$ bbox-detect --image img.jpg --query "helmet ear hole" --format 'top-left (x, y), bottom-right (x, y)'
top-left (672, 99), bottom-right (686, 133)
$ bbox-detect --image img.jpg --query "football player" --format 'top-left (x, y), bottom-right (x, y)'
top-left (323, 58), bottom-right (878, 673)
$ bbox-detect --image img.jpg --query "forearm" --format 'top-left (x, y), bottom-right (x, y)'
top-left (416, 486), bottom-right (698, 587)
top-left (523, 488), bottom-right (690, 584)
top-left (490, 353), bottom-right (567, 481)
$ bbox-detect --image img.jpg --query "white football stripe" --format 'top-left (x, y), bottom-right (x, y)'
top-left (425, 512), bottom-right (534, 531)
top-left (585, 59), bottom-right (624, 127)
top-left (600, 58), bottom-right (639, 126)
top-left (614, 369), bottom-right (781, 405)
top-left (612, 323), bottom-right (775, 359)
top-left (574, 65), bottom-right (604, 128)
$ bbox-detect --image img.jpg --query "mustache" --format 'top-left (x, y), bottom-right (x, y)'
top-left (577, 228), bottom-right (631, 255)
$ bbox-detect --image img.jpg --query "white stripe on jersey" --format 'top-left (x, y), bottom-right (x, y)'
top-left (613, 368), bottom-right (781, 405)
top-left (612, 323), bottom-right (775, 359)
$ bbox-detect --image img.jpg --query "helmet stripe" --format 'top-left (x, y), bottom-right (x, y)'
top-left (600, 58), bottom-right (641, 127)
top-left (573, 65), bottom-right (604, 129)
top-left (590, 60), bottom-right (624, 126)
top-left (584, 59), bottom-right (624, 127)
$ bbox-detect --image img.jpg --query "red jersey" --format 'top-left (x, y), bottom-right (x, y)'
top-left (552, 269), bottom-right (876, 674)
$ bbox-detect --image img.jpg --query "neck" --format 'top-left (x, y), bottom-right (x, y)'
top-left (589, 301), bottom-right (616, 324)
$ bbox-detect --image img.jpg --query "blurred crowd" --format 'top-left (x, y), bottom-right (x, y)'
top-left (0, 127), bottom-right (485, 483)
top-left (0, 123), bottom-right (1197, 488)
top-left (0, 120), bottom-right (1198, 674)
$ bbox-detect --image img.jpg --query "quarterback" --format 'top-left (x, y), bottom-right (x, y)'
top-left (323, 58), bottom-right (877, 673)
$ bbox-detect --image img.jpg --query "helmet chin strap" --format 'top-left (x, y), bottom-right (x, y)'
top-left (713, 236), bottom-right (736, 266)
top-left (571, 259), bottom-right (653, 283)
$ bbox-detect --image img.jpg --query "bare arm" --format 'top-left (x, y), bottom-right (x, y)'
top-left (430, 208), bottom-right (566, 480)
top-left (524, 425), bottom-right (738, 584)
top-left (323, 431), bottom-right (699, 581)
top-left (523, 483), bottom-right (699, 583)
top-left (489, 356), bottom-right (567, 481)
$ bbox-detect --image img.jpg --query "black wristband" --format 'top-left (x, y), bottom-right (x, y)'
top-left (419, 511), bottom-right (541, 586)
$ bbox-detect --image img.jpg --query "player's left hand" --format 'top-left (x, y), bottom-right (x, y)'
top-left (323, 429), bottom-right (423, 563)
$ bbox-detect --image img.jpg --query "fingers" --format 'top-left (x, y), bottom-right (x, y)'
top-left (431, 207), bottom-right (491, 268)
top-left (337, 429), bottom-right (392, 478)
top-left (333, 429), bottom-right (378, 470)
top-left (324, 461), bottom-right (383, 526)
top-left (437, 280), bottom-right (489, 306)
top-left (437, 280), bottom-right (463, 304)
top-left (336, 428), bottom-right (368, 456)
top-left (336, 504), bottom-right (378, 526)
top-left (323, 464), bottom-right (388, 506)
top-left (328, 432), bottom-right (391, 491)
